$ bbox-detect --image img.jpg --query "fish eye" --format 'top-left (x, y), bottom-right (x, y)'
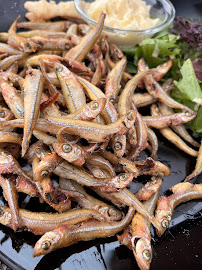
top-left (1, 151), bottom-right (8, 156)
top-left (62, 134), bottom-right (69, 140)
top-left (65, 43), bottom-right (70, 49)
top-left (35, 147), bottom-right (42, 154)
top-left (107, 208), bottom-right (117, 217)
top-left (142, 249), bottom-right (151, 261)
top-left (91, 101), bottom-right (99, 110)
top-left (0, 111), bottom-right (5, 118)
top-left (119, 174), bottom-right (126, 181)
top-left (41, 170), bottom-right (49, 178)
top-left (56, 65), bottom-right (63, 72)
top-left (151, 177), bottom-right (157, 184)
top-left (62, 144), bottom-right (72, 153)
top-left (114, 142), bottom-right (122, 150)
top-left (26, 44), bottom-right (31, 49)
top-left (161, 219), bottom-right (169, 228)
top-left (185, 112), bottom-right (191, 117)
top-left (42, 240), bottom-right (51, 250)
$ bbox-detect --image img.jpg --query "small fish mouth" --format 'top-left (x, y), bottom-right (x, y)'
top-left (131, 236), bottom-right (141, 249)
top-left (32, 245), bottom-right (41, 257)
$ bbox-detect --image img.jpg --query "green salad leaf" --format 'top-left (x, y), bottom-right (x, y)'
top-left (123, 34), bottom-right (181, 72)
top-left (192, 106), bottom-right (202, 135)
top-left (123, 34), bottom-right (188, 82)
top-left (173, 59), bottom-right (202, 135)
top-left (174, 59), bottom-right (202, 105)
top-left (140, 36), bottom-right (180, 66)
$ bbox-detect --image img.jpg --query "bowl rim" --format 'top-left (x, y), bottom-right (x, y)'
top-left (74, 0), bottom-right (176, 35)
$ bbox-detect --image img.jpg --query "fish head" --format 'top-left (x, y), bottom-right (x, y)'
top-left (0, 106), bottom-right (14, 121)
top-left (54, 62), bottom-right (70, 78)
top-left (81, 98), bottom-right (107, 120)
top-left (53, 143), bottom-right (85, 166)
top-left (155, 208), bottom-right (171, 236)
top-left (112, 173), bottom-right (134, 189)
top-left (0, 150), bottom-right (14, 172)
top-left (33, 230), bottom-right (62, 257)
top-left (23, 40), bottom-right (37, 53)
top-left (98, 206), bottom-right (122, 222)
top-left (0, 207), bottom-right (12, 226)
top-left (123, 110), bottom-right (137, 129)
top-left (145, 177), bottom-right (163, 193)
top-left (132, 237), bottom-right (152, 270)
top-left (112, 134), bottom-right (126, 158)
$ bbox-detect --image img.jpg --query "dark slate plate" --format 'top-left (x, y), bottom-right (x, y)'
top-left (0, 0), bottom-right (201, 269)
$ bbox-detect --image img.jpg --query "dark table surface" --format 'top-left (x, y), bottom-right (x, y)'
top-left (0, 0), bottom-right (201, 270)
top-left (172, 0), bottom-right (202, 19)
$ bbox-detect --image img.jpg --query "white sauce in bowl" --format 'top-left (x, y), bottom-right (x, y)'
top-left (87, 0), bottom-right (159, 31)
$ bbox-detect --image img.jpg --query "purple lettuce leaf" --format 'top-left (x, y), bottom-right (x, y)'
top-left (170, 17), bottom-right (202, 49)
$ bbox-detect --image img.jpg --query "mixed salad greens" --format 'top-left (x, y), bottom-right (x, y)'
top-left (123, 17), bottom-right (202, 136)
